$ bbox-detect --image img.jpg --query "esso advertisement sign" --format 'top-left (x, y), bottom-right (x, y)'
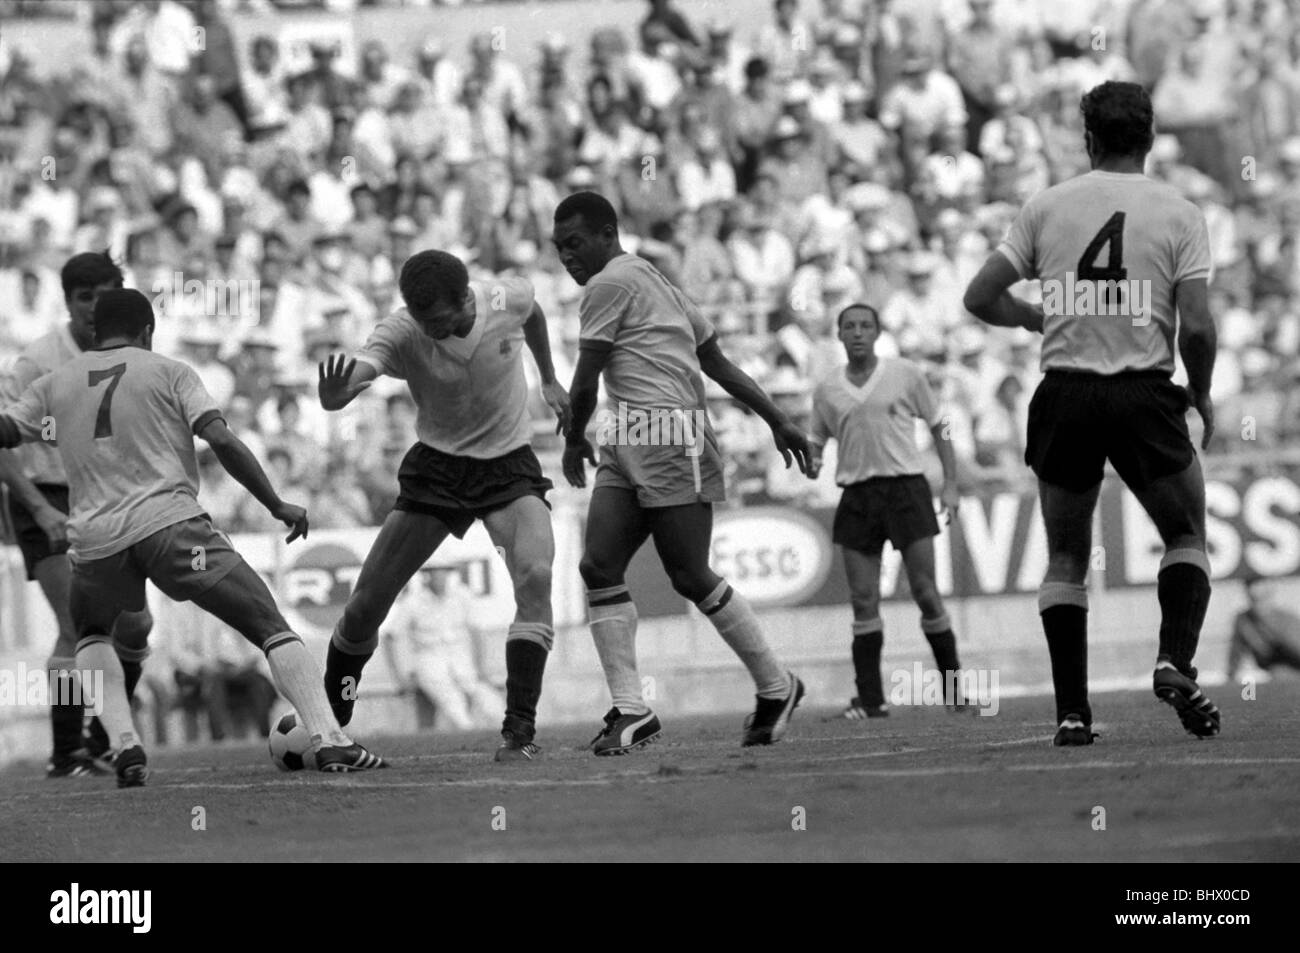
top-left (709, 508), bottom-right (833, 607)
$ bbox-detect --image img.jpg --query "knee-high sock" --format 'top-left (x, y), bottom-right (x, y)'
top-left (1039, 582), bottom-right (1090, 725)
top-left (47, 656), bottom-right (83, 758)
top-left (921, 613), bottom-right (961, 704)
top-left (265, 632), bottom-right (349, 746)
top-left (587, 585), bottom-right (646, 715)
top-left (851, 620), bottom-right (884, 708)
top-left (76, 637), bottom-right (140, 752)
top-left (1157, 550), bottom-right (1212, 677)
top-left (504, 622), bottom-right (552, 734)
top-left (324, 623), bottom-right (378, 708)
top-left (697, 581), bottom-right (788, 698)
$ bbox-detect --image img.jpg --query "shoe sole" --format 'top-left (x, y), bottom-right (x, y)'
top-left (116, 765), bottom-right (148, 788)
top-left (1154, 683), bottom-right (1221, 738)
top-left (593, 729), bottom-right (661, 757)
top-left (1053, 730), bottom-right (1095, 747)
top-left (494, 748), bottom-right (540, 762)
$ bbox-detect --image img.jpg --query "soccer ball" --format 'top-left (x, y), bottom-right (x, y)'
top-left (268, 713), bottom-right (314, 771)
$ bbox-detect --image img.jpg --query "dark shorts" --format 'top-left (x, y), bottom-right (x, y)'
top-left (1025, 370), bottom-right (1195, 493)
top-left (394, 442), bottom-right (553, 539)
top-left (7, 483), bottom-right (70, 580)
top-left (71, 514), bottom-right (245, 625)
top-left (833, 474), bottom-right (940, 556)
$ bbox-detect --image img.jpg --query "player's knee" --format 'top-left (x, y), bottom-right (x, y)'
top-left (513, 560), bottom-right (552, 602)
top-left (666, 566), bottom-right (713, 602)
top-left (579, 555), bottom-right (619, 590)
top-left (111, 609), bottom-right (153, 649)
top-left (850, 596), bottom-right (880, 620)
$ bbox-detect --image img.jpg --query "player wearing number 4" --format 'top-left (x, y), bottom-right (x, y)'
top-left (0, 289), bottom-right (385, 787)
top-left (808, 304), bottom-right (969, 719)
top-left (554, 191), bottom-right (812, 753)
top-left (964, 81), bottom-right (1220, 745)
top-left (316, 250), bottom-right (571, 763)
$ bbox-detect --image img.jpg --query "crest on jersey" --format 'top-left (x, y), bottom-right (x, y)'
top-left (499, 339), bottom-right (512, 355)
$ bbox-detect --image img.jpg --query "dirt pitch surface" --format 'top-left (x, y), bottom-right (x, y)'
top-left (4, 685), bottom-right (1299, 862)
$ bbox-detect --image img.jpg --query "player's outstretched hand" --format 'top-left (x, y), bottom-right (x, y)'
top-left (543, 381), bottom-right (573, 436)
top-left (318, 353), bottom-right (370, 411)
top-left (1187, 386), bottom-right (1214, 450)
top-left (563, 437), bottom-right (597, 488)
top-left (272, 501), bottom-right (309, 544)
top-left (0, 415), bottom-right (21, 449)
top-left (772, 420), bottom-right (813, 475)
top-left (938, 480), bottom-right (961, 526)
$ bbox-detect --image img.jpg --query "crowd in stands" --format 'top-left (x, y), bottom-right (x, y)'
top-left (1, 0), bottom-right (1298, 527)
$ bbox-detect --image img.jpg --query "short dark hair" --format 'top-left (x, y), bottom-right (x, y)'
top-left (836, 303), bottom-right (880, 330)
top-left (1080, 81), bottom-right (1154, 160)
top-left (398, 250), bottom-right (469, 312)
top-left (554, 190), bottom-right (619, 233)
top-left (93, 288), bottom-right (154, 342)
top-left (61, 250), bottom-right (124, 297)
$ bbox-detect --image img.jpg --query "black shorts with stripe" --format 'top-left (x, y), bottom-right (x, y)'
top-left (394, 441), bottom-right (553, 539)
top-left (833, 474), bottom-right (940, 556)
top-left (1025, 370), bottom-right (1195, 493)
top-left (7, 483), bottom-right (70, 580)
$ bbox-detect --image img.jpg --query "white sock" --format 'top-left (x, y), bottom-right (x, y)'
top-left (76, 639), bottom-right (141, 751)
top-left (587, 586), bottom-right (647, 715)
top-left (264, 633), bottom-right (350, 747)
top-left (698, 581), bottom-right (788, 698)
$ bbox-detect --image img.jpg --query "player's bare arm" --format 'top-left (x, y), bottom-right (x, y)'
top-left (198, 417), bottom-right (309, 543)
top-left (929, 420), bottom-right (961, 525)
top-left (963, 252), bottom-right (1045, 333)
top-left (562, 343), bottom-right (611, 487)
top-left (522, 300), bottom-right (572, 435)
top-left (317, 353), bottom-right (377, 411)
top-left (1174, 277), bottom-right (1217, 450)
top-left (0, 451), bottom-right (67, 546)
top-left (696, 335), bottom-right (812, 474)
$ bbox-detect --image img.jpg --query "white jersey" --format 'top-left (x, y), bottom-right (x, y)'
top-left (0, 322), bottom-right (83, 486)
top-left (998, 170), bottom-right (1212, 375)
top-left (355, 277), bottom-right (535, 460)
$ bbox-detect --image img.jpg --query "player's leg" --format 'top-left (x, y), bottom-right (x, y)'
top-left (900, 535), bottom-right (968, 708)
top-left (29, 552), bottom-right (95, 774)
top-left (186, 561), bottom-right (385, 770)
top-left (1127, 460), bottom-right (1220, 736)
top-left (325, 508), bottom-right (452, 725)
top-left (578, 485), bottom-right (656, 754)
top-left (646, 502), bottom-right (803, 746)
top-left (482, 494), bottom-right (555, 757)
top-left (1039, 478), bottom-right (1102, 743)
top-left (841, 546), bottom-right (888, 717)
top-left (143, 517), bottom-right (384, 770)
top-left (68, 552), bottom-right (151, 787)
top-left (1108, 374), bottom-right (1219, 736)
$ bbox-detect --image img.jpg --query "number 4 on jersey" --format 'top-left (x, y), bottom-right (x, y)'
top-left (88, 363), bottom-right (126, 438)
top-left (1077, 211), bottom-right (1127, 309)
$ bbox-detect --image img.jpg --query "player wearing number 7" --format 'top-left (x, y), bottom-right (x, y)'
top-left (0, 289), bottom-right (385, 786)
top-left (964, 81), bottom-right (1220, 745)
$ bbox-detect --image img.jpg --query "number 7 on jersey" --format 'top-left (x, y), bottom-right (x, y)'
top-left (88, 363), bottom-right (126, 439)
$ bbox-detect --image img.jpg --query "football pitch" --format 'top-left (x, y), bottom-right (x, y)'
top-left (4, 684), bottom-right (1299, 863)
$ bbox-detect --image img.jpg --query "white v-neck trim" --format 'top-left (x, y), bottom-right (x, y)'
top-left (844, 359), bottom-right (885, 402)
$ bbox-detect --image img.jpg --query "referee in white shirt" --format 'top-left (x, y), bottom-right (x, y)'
top-left (809, 303), bottom-right (966, 718)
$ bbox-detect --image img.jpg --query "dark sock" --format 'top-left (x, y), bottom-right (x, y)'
top-left (121, 660), bottom-right (143, 701)
top-left (851, 633), bottom-right (885, 707)
top-left (86, 715), bottom-right (110, 752)
top-left (50, 672), bottom-right (83, 759)
top-left (1042, 605), bottom-right (1090, 725)
top-left (924, 630), bottom-right (961, 702)
top-left (504, 639), bottom-right (548, 736)
top-left (1157, 563), bottom-right (1211, 677)
top-left (324, 640), bottom-right (372, 708)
